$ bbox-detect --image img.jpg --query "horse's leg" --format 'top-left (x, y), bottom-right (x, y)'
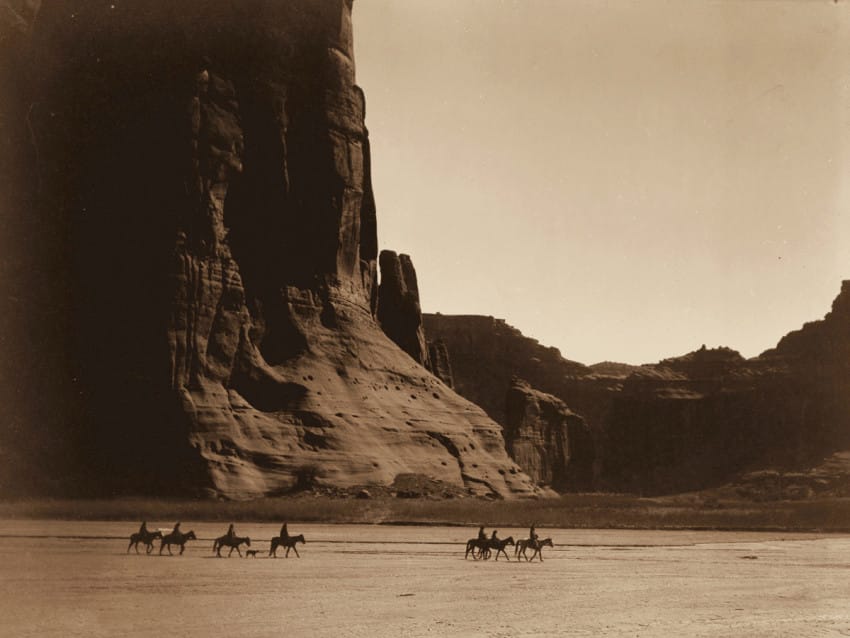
top-left (146, 542), bottom-right (154, 555)
top-left (235, 546), bottom-right (242, 557)
top-left (128, 540), bottom-right (135, 554)
top-left (180, 543), bottom-right (186, 555)
top-left (292, 545), bottom-right (300, 558)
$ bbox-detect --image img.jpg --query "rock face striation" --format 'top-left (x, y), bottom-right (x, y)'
top-left (427, 340), bottom-right (455, 389)
top-left (377, 250), bottom-right (431, 368)
top-left (422, 315), bottom-right (590, 426)
top-left (426, 282), bottom-right (850, 494)
top-left (1, 0), bottom-right (536, 498)
top-left (504, 379), bottom-right (596, 491)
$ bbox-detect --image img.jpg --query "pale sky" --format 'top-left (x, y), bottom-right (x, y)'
top-left (353, 0), bottom-right (850, 365)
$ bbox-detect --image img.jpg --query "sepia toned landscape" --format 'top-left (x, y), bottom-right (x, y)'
top-left (2, 521), bottom-right (849, 637)
top-left (2, 0), bottom-right (850, 635)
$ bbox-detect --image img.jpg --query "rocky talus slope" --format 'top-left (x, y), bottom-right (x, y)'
top-left (0, 0), bottom-right (535, 498)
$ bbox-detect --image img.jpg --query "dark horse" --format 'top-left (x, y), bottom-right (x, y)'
top-left (159, 530), bottom-right (197, 556)
top-left (269, 534), bottom-right (305, 558)
top-left (213, 534), bottom-right (251, 557)
top-left (484, 536), bottom-right (515, 561)
top-left (516, 537), bottom-right (553, 562)
top-left (464, 537), bottom-right (490, 560)
top-left (465, 536), bottom-right (514, 560)
top-left (127, 529), bottom-right (162, 554)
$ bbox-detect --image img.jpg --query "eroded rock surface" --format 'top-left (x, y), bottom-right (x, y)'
top-left (377, 251), bottom-right (431, 368)
top-left (2, 0), bottom-right (536, 498)
top-left (504, 379), bottom-right (596, 491)
top-left (427, 339), bottom-right (455, 388)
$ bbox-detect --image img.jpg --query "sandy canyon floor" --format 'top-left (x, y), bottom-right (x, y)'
top-left (0, 520), bottom-right (848, 637)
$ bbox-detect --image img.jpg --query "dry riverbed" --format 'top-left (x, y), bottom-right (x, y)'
top-left (1, 520), bottom-right (848, 637)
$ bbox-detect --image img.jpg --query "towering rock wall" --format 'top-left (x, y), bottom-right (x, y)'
top-left (2, 0), bottom-right (536, 498)
top-left (377, 250), bottom-right (431, 367)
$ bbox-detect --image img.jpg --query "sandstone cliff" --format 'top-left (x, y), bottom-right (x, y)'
top-left (426, 282), bottom-right (850, 494)
top-left (377, 250), bottom-right (431, 368)
top-left (422, 315), bottom-right (589, 425)
top-left (1, 0), bottom-right (535, 498)
top-left (504, 379), bottom-right (596, 491)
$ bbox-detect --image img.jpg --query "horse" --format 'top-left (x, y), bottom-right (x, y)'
top-left (159, 530), bottom-right (197, 556)
top-left (464, 537), bottom-right (490, 560)
top-left (213, 534), bottom-right (251, 557)
top-left (269, 534), bottom-right (305, 558)
top-left (516, 537), bottom-right (553, 562)
top-left (127, 529), bottom-right (162, 554)
top-left (485, 536), bottom-right (515, 561)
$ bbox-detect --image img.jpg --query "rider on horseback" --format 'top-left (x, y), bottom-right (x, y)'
top-left (280, 523), bottom-right (289, 539)
top-left (477, 525), bottom-right (486, 542)
top-left (225, 523), bottom-right (236, 541)
top-left (173, 521), bottom-right (182, 534)
top-left (138, 521), bottom-right (148, 536)
top-left (529, 524), bottom-right (539, 546)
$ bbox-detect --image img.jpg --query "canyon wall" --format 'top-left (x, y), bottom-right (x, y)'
top-left (426, 282), bottom-right (850, 494)
top-left (0, 0), bottom-right (535, 498)
top-left (504, 379), bottom-right (597, 491)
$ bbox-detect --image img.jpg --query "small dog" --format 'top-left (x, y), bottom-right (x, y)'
top-left (245, 550), bottom-right (259, 558)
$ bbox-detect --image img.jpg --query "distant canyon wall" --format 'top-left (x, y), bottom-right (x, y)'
top-left (425, 282), bottom-right (850, 494)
